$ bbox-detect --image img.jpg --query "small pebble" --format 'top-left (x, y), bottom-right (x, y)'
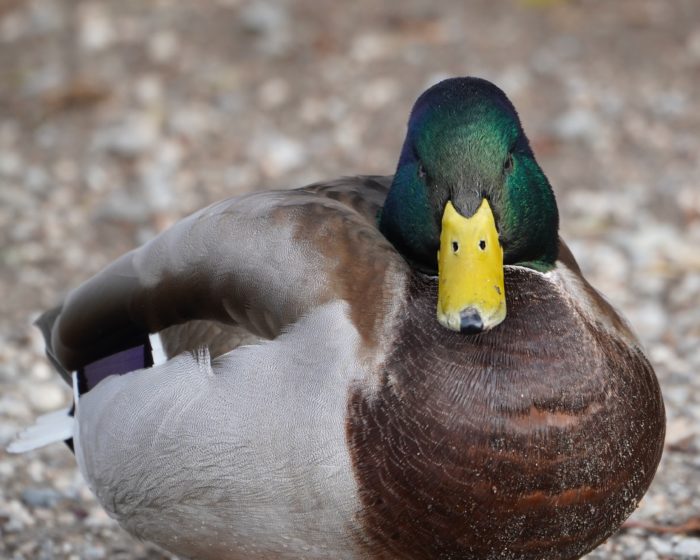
top-left (674, 537), bottom-right (700, 557)
top-left (21, 488), bottom-right (63, 509)
top-left (553, 108), bottom-right (601, 142)
top-left (92, 114), bottom-right (160, 157)
top-left (27, 381), bottom-right (68, 412)
top-left (650, 536), bottom-right (674, 556)
top-left (78, 3), bottom-right (115, 51)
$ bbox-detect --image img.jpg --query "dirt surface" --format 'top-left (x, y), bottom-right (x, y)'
top-left (1, 1), bottom-right (699, 558)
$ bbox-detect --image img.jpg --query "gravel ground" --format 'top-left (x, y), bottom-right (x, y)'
top-left (1, 1), bottom-right (699, 558)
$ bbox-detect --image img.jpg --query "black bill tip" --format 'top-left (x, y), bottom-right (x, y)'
top-left (459, 309), bottom-right (484, 334)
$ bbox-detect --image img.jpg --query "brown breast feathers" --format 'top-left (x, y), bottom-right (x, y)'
top-left (347, 267), bottom-right (664, 560)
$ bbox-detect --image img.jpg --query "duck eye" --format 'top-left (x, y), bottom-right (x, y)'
top-left (417, 163), bottom-right (427, 180)
top-left (503, 154), bottom-right (514, 173)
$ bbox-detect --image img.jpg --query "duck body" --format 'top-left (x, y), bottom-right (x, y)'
top-left (14, 78), bottom-right (665, 560)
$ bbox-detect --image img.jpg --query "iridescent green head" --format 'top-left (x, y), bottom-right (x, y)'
top-left (380, 77), bottom-right (559, 332)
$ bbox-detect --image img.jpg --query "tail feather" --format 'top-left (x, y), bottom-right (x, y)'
top-left (6, 407), bottom-right (74, 453)
top-left (12, 306), bottom-right (165, 454)
top-left (6, 305), bottom-right (77, 453)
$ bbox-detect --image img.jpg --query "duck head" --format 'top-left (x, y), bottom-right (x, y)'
top-left (380, 77), bottom-right (559, 334)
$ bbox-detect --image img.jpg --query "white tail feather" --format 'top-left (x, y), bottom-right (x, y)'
top-left (6, 407), bottom-right (74, 453)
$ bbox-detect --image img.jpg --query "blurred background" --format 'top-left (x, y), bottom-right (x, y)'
top-left (1, 0), bottom-right (699, 558)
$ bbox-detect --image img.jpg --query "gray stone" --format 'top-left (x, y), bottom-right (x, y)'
top-left (675, 537), bottom-right (700, 558)
top-left (21, 487), bottom-right (63, 508)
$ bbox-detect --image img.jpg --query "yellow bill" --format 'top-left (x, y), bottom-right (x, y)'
top-left (437, 199), bottom-right (506, 333)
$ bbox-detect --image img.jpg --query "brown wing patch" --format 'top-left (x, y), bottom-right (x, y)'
top-left (299, 176), bottom-right (400, 347)
top-left (284, 194), bottom-right (407, 351)
top-left (346, 269), bottom-right (664, 560)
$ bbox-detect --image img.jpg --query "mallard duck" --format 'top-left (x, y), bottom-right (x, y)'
top-left (10, 77), bottom-right (664, 560)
